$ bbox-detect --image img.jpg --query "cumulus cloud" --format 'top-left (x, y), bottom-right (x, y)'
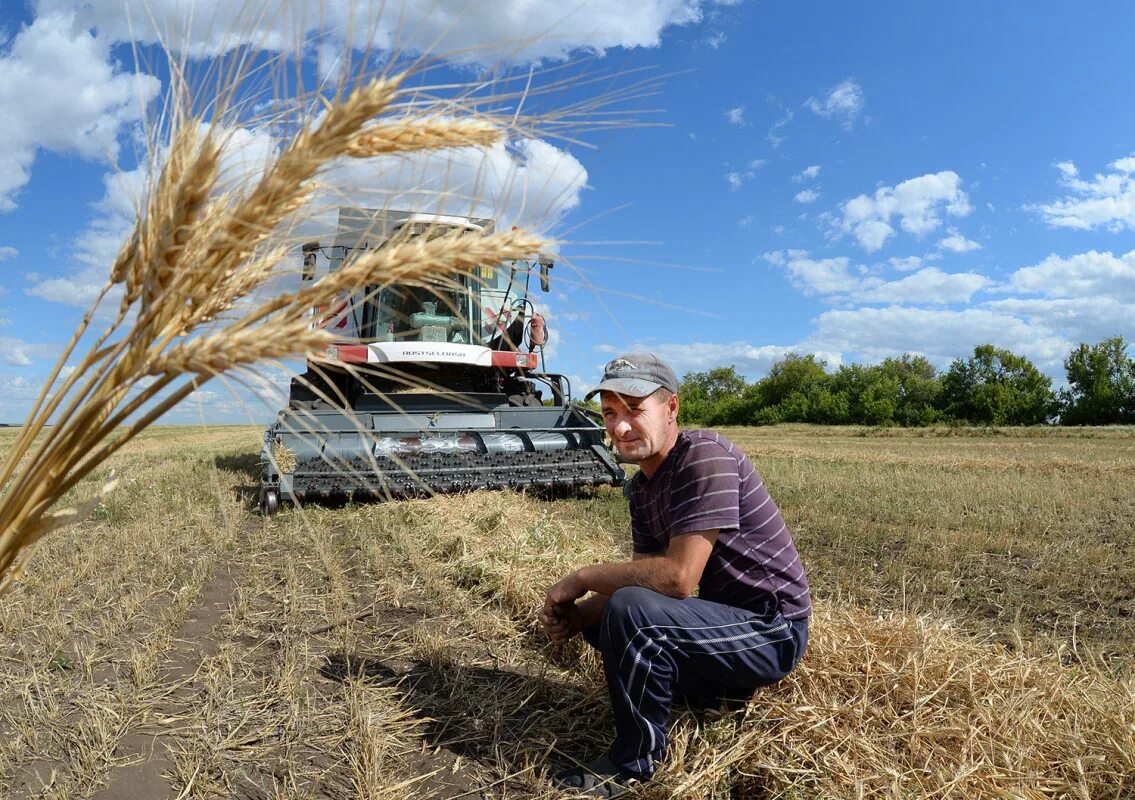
top-left (723, 159), bottom-right (766, 191)
top-left (1055, 161), bottom-right (1078, 181)
top-left (836, 171), bottom-right (972, 252)
top-left (805, 78), bottom-right (864, 128)
top-left (983, 296), bottom-right (1133, 351)
top-left (1033, 154), bottom-right (1135, 231)
top-left (853, 267), bottom-right (988, 305)
top-left (724, 106), bottom-right (745, 126)
top-left (38, 0), bottom-right (724, 63)
top-left (766, 249), bottom-right (988, 305)
top-left (937, 228), bottom-right (981, 253)
top-left (0, 337), bottom-right (57, 367)
top-left (767, 250), bottom-right (857, 295)
top-left (0, 246), bottom-right (17, 262)
top-left (0, 12), bottom-right (160, 211)
top-left (1006, 249), bottom-right (1135, 301)
top-left (320, 136), bottom-right (589, 229)
top-left (28, 121), bottom-right (590, 308)
top-left (888, 255), bottom-right (929, 272)
top-left (608, 340), bottom-right (842, 381)
top-left (28, 123), bottom-right (279, 308)
top-left (794, 188), bottom-right (820, 204)
top-left (804, 306), bottom-right (1070, 371)
top-left (0, 374), bottom-right (41, 421)
top-left (793, 165), bottom-right (820, 182)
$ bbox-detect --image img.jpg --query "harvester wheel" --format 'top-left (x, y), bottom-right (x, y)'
top-left (261, 489), bottom-right (280, 516)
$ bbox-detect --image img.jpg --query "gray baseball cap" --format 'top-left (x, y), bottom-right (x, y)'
top-left (585, 352), bottom-right (680, 401)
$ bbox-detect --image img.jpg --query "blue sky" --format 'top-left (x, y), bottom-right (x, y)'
top-left (1, 1), bottom-right (1134, 424)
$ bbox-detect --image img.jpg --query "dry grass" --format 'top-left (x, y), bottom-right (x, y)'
top-left (1, 424), bottom-right (1131, 798)
top-left (720, 425), bottom-right (1135, 670)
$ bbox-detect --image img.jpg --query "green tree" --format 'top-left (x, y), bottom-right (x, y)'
top-left (941, 344), bottom-right (1054, 425)
top-left (1059, 336), bottom-right (1135, 425)
top-left (825, 356), bottom-right (941, 426)
top-left (678, 366), bottom-right (749, 425)
top-left (750, 353), bottom-right (832, 423)
top-left (877, 354), bottom-right (943, 426)
top-left (829, 363), bottom-right (873, 424)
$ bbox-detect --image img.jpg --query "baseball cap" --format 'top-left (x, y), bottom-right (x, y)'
top-left (585, 352), bottom-right (680, 401)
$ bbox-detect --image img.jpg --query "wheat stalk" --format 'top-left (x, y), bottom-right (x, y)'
top-left (0, 58), bottom-right (549, 593)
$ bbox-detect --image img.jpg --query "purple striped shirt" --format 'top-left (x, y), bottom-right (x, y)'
top-left (628, 430), bottom-right (812, 620)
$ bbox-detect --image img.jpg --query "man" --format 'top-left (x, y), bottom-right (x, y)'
top-left (541, 353), bottom-right (811, 798)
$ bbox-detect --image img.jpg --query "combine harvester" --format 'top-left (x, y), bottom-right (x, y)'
top-left (258, 209), bottom-right (625, 514)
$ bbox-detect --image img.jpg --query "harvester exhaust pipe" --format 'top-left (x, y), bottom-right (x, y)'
top-left (538, 253), bottom-right (554, 292)
top-left (301, 242), bottom-right (320, 281)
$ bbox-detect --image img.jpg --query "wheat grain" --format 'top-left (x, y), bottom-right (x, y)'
top-left (0, 59), bottom-right (548, 592)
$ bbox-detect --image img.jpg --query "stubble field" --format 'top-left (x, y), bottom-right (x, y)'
top-left (1, 424), bottom-right (1132, 798)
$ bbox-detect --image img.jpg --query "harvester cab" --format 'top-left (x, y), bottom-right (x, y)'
top-left (258, 208), bottom-right (624, 514)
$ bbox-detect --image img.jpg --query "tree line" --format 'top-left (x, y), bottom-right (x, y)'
top-left (677, 336), bottom-right (1135, 427)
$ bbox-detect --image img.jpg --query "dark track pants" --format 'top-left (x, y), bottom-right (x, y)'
top-left (581, 586), bottom-right (809, 779)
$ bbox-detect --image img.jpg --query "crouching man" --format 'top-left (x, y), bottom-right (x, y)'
top-left (541, 353), bottom-right (811, 797)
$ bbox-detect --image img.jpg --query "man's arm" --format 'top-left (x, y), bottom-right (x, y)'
top-left (539, 552), bottom-right (656, 644)
top-left (544, 530), bottom-right (718, 611)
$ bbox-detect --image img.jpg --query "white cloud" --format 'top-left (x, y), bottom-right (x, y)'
top-left (769, 249), bottom-right (987, 304)
top-left (1034, 154), bottom-right (1135, 231)
top-left (937, 228), bottom-right (982, 253)
top-left (0, 374), bottom-right (41, 422)
top-left (794, 188), bottom-right (820, 204)
top-left (0, 337), bottom-right (57, 367)
top-left (28, 122), bottom-right (280, 308)
top-left (29, 120), bottom-right (590, 308)
top-left (853, 267), bottom-right (988, 305)
top-left (766, 108), bottom-right (793, 148)
top-left (805, 78), bottom-right (864, 128)
top-left (0, 12), bottom-right (160, 211)
top-left (888, 255), bottom-right (928, 272)
top-left (723, 159), bottom-right (765, 191)
top-left (724, 106), bottom-right (745, 126)
top-left (1055, 161), bottom-right (1078, 181)
top-left (325, 136), bottom-right (589, 228)
top-left (38, 0), bottom-right (724, 64)
top-left (836, 171), bottom-right (972, 252)
top-left (774, 250), bottom-right (858, 295)
top-left (983, 296), bottom-right (1134, 350)
top-left (0, 246), bottom-right (17, 262)
top-left (805, 306), bottom-right (1070, 371)
top-left (793, 165), bottom-right (820, 182)
top-left (1006, 249), bottom-right (1135, 301)
top-left (614, 341), bottom-right (842, 381)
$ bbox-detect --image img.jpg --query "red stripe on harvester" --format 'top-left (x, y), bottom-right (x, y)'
top-left (331, 345), bottom-right (369, 362)
top-left (491, 351), bottom-right (537, 369)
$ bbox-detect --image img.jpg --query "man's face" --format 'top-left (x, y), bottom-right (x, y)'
top-left (600, 390), bottom-right (677, 463)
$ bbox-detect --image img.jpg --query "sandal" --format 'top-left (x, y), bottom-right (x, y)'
top-left (554, 754), bottom-right (635, 798)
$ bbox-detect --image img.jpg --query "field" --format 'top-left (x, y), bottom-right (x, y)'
top-left (1, 424), bottom-right (1132, 798)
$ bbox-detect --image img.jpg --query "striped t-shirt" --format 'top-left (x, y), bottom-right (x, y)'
top-left (627, 429), bottom-right (812, 620)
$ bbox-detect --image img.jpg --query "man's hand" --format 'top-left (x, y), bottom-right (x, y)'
top-left (541, 573), bottom-right (586, 645)
top-left (540, 601), bottom-right (583, 645)
top-left (544, 572), bottom-right (586, 608)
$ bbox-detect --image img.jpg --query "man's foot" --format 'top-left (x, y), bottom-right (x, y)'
top-left (553, 754), bottom-right (636, 798)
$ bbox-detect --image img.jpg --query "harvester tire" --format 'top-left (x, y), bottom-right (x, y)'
top-left (261, 489), bottom-right (280, 516)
